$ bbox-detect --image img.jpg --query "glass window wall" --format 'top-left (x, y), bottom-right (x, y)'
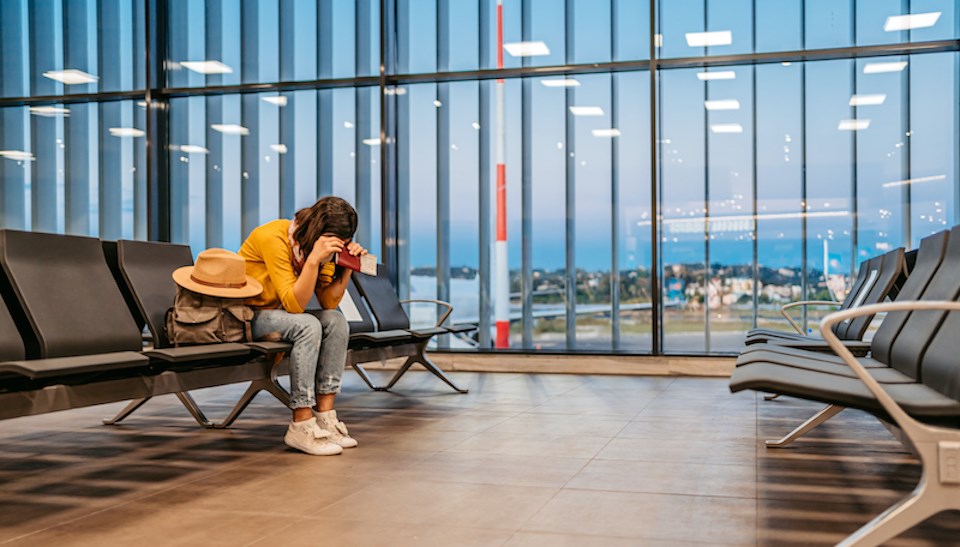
top-left (1, 0), bottom-right (958, 356)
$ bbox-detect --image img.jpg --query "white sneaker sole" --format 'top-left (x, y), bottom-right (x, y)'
top-left (284, 433), bottom-right (343, 456)
top-left (335, 437), bottom-right (358, 449)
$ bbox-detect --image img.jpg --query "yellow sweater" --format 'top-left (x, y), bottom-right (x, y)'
top-left (239, 219), bottom-right (340, 313)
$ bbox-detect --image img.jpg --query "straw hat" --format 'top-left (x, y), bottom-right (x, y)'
top-left (172, 248), bottom-right (263, 299)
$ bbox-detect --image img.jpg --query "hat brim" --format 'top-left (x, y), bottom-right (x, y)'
top-left (172, 266), bottom-right (263, 299)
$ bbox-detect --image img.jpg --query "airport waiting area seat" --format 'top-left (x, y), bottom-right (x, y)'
top-left (0, 230), bottom-right (470, 429)
top-left (351, 264), bottom-right (475, 393)
top-left (0, 230), bottom-right (254, 421)
top-left (104, 239), bottom-right (472, 426)
top-left (729, 225), bottom-right (960, 546)
top-left (742, 247), bottom-right (907, 356)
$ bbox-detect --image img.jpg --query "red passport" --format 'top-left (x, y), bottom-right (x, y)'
top-left (335, 252), bottom-right (377, 276)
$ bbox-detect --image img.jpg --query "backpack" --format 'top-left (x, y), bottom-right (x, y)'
top-left (165, 286), bottom-right (254, 346)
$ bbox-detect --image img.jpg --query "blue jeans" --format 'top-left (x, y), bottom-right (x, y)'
top-left (252, 309), bottom-right (350, 409)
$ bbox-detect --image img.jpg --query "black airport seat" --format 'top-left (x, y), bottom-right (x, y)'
top-left (739, 231), bottom-right (949, 370)
top-left (744, 248), bottom-right (907, 349)
top-left (351, 264), bottom-right (472, 392)
top-left (729, 226), bottom-right (960, 544)
top-left (0, 230), bottom-right (151, 381)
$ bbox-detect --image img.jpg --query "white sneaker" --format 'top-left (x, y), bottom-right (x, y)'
top-left (283, 417), bottom-right (343, 456)
top-left (315, 410), bottom-right (358, 448)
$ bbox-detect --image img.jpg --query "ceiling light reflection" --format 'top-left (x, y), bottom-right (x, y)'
top-left (541, 78), bottom-right (580, 88)
top-left (884, 12), bottom-right (941, 31)
top-left (503, 41), bottom-right (550, 57)
top-left (882, 174), bottom-right (946, 188)
top-left (838, 119), bottom-right (870, 131)
top-left (177, 145), bottom-right (209, 154)
top-left (261, 96), bottom-right (287, 106)
top-left (0, 150), bottom-right (36, 161)
top-left (43, 69), bottom-right (98, 85)
top-left (180, 61), bottom-right (233, 74)
top-left (704, 99), bottom-right (740, 111)
top-left (592, 129), bottom-right (621, 138)
top-left (569, 106), bottom-right (604, 116)
top-left (697, 71), bottom-right (736, 81)
top-left (109, 127), bottom-right (145, 137)
top-left (211, 124), bottom-right (250, 136)
top-left (29, 106), bottom-right (70, 117)
top-left (685, 30), bottom-right (732, 47)
top-left (710, 124), bottom-right (743, 134)
top-left (864, 61), bottom-right (908, 74)
top-left (849, 94), bottom-right (886, 106)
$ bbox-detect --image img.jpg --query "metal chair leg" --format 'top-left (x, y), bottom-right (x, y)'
top-left (102, 397), bottom-right (152, 425)
top-left (384, 345), bottom-right (468, 393)
top-left (766, 404), bottom-right (844, 448)
top-left (175, 391), bottom-right (213, 428)
top-left (352, 362), bottom-right (383, 391)
top-left (211, 361), bottom-right (291, 429)
top-left (382, 356), bottom-right (417, 391)
top-left (417, 354), bottom-right (469, 393)
top-left (838, 440), bottom-right (960, 546)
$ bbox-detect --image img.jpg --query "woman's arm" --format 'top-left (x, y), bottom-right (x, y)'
top-left (291, 235), bottom-right (345, 311)
top-left (316, 241), bottom-right (368, 310)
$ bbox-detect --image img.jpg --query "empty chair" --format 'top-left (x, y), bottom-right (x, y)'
top-left (734, 230), bottom-right (950, 447)
top-left (744, 248), bottom-right (906, 349)
top-left (729, 226), bottom-right (960, 544)
top-left (0, 230), bottom-right (150, 382)
top-left (352, 264), bottom-right (473, 392)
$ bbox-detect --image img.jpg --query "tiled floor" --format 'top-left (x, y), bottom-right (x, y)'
top-left (0, 370), bottom-right (957, 546)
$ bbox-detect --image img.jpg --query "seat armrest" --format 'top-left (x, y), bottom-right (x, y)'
top-left (820, 301), bottom-right (960, 436)
top-left (400, 299), bottom-right (453, 327)
top-left (247, 341), bottom-right (293, 355)
top-left (143, 343), bottom-right (250, 363)
top-left (780, 300), bottom-right (843, 335)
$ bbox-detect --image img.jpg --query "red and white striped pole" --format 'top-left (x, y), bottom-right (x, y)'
top-left (494, 0), bottom-right (509, 348)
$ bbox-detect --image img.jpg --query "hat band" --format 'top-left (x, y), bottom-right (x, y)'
top-left (190, 274), bottom-right (247, 290)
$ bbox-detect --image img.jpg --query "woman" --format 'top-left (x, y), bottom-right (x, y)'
top-left (239, 196), bottom-right (366, 456)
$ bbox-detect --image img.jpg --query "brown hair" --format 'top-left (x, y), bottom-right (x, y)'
top-left (293, 196), bottom-right (358, 258)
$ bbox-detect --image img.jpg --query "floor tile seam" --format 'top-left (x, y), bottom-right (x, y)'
top-left (518, 521), bottom-right (756, 545)
top-left (239, 516), bottom-right (303, 547)
top-left (415, 450), bottom-right (593, 466)
top-left (507, 529), bottom-right (738, 546)
top-left (588, 455), bottom-right (760, 468)
top-left (615, 435), bottom-right (760, 444)
top-left (558, 485), bottom-right (760, 501)
top-left (292, 479), bottom-right (398, 520)
top-left (434, 422), bottom-right (495, 454)
top-left (527, 419), bottom-right (633, 534)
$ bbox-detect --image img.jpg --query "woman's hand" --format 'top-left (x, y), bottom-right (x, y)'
top-left (308, 235), bottom-right (345, 265)
top-left (346, 241), bottom-right (368, 257)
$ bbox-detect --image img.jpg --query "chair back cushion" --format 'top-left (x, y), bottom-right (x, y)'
top-left (887, 226), bottom-right (960, 379)
top-left (0, 293), bottom-right (26, 362)
top-left (352, 264), bottom-right (410, 331)
top-left (0, 230), bottom-right (142, 358)
top-left (834, 248), bottom-right (905, 340)
top-left (871, 230), bottom-right (949, 365)
top-left (117, 240), bottom-right (194, 349)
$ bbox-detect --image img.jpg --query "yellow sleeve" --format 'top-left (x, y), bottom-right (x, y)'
top-left (261, 230), bottom-right (305, 314)
top-left (317, 262), bottom-right (344, 310)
